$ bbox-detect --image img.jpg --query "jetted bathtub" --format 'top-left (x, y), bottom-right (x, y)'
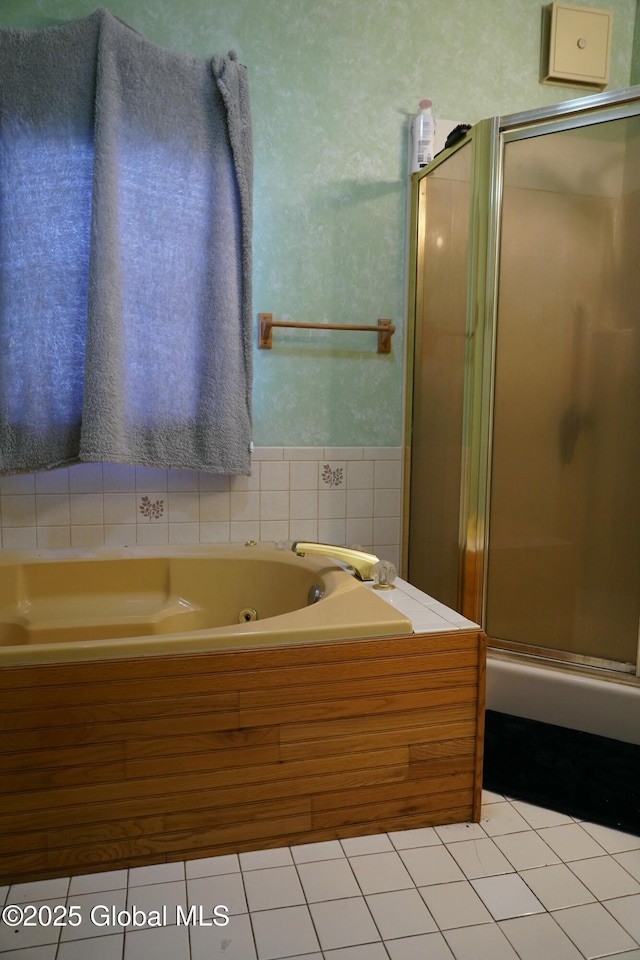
top-left (0, 543), bottom-right (485, 887)
top-left (0, 542), bottom-right (413, 665)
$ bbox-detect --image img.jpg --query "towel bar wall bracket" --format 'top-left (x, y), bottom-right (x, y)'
top-left (258, 313), bottom-right (395, 354)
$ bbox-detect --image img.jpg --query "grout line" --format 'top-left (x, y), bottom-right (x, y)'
top-left (5, 794), bottom-right (640, 959)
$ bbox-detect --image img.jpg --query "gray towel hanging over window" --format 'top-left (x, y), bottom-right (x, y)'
top-left (0, 8), bottom-right (253, 476)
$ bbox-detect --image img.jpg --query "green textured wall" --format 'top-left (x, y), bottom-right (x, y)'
top-left (2, 0), bottom-right (638, 446)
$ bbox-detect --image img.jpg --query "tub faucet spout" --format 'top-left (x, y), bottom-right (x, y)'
top-left (291, 541), bottom-right (379, 581)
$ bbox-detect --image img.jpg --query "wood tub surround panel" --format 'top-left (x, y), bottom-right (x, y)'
top-left (0, 629), bottom-right (486, 884)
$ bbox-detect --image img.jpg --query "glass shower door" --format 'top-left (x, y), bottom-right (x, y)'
top-left (485, 115), bottom-right (640, 668)
top-left (407, 142), bottom-right (472, 610)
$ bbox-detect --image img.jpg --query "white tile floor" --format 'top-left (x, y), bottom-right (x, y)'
top-left (1, 791), bottom-right (640, 959)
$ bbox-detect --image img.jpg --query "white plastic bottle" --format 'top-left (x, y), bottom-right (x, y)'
top-left (409, 99), bottom-right (435, 174)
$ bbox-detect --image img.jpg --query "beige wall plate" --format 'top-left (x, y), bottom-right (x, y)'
top-left (541, 2), bottom-right (613, 91)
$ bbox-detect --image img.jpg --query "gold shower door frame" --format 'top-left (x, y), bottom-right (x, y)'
top-left (405, 87), bottom-right (640, 678)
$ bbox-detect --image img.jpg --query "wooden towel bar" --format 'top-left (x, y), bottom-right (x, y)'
top-left (258, 313), bottom-right (395, 354)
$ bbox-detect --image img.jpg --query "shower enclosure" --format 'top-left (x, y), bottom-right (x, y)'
top-left (404, 86), bottom-right (640, 679)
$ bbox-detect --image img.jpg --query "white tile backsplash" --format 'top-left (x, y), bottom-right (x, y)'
top-left (102, 462), bottom-right (136, 492)
top-left (375, 487), bottom-right (402, 517)
top-left (290, 460), bottom-right (318, 490)
top-left (375, 459), bottom-right (402, 488)
top-left (318, 517), bottom-right (347, 544)
top-left (3, 527), bottom-right (38, 549)
top-left (103, 493), bottom-right (137, 525)
top-left (71, 525), bottom-right (105, 547)
top-left (230, 520), bottom-right (260, 542)
top-left (347, 488), bottom-right (374, 518)
top-left (36, 494), bottom-right (71, 526)
top-left (289, 490), bottom-right (318, 520)
top-left (0, 447), bottom-right (403, 561)
top-left (319, 489), bottom-right (347, 519)
top-left (259, 489), bottom-right (289, 521)
top-left (198, 472), bottom-right (229, 492)
top-left (230, 490), bottom-right (260, 522)
top-left (251, 446), bottom-right (284, 460)
top-left (229, 470), bottom-right (259, 491)
top-left (69, 493), bottom-right (103, 525)
top-left (135, 466), bottom-right (167, 491)
top-left (346, 517), bottom-right (374, 546)
top-left (167, 469), bottom-right (199, 492)
top-left (36, 467), bottom-right (69, 494)
top-left (199, 491), bottom-right (230, 522)
top-left (1, 495), bottom-right (36, 526)
top-left (104, 523), bottom-right (136, 547)
top-left (260, 519), bottom-right (289, 541)
top-left (259, 460), bottom-right (290, 490)
top-left (283, 446), bottom-right (323, 460)
top-left (68, 462), bottom-right (103, 493)
top-left (1, 473), bottom-right (35, 494)
top-left (289, 518), bottom-right (318, 542)
top-left (374, 516), bottom-right (401, 544)
top-left (37, 526), bottom-right (70, 549)
top-left (326, 447), bottom-right (364, 461)
top-left (199, 521), bottom-right (230, 543)
top-left (167, 492), bottom-right (199, 523)
top-left (136, 523), bottom-right (168, 545)
top-left (347, 459), bottom-right (375, 489)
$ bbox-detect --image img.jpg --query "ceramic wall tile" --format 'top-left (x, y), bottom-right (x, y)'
top-left (0, 450), bottom-right (402, 561)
